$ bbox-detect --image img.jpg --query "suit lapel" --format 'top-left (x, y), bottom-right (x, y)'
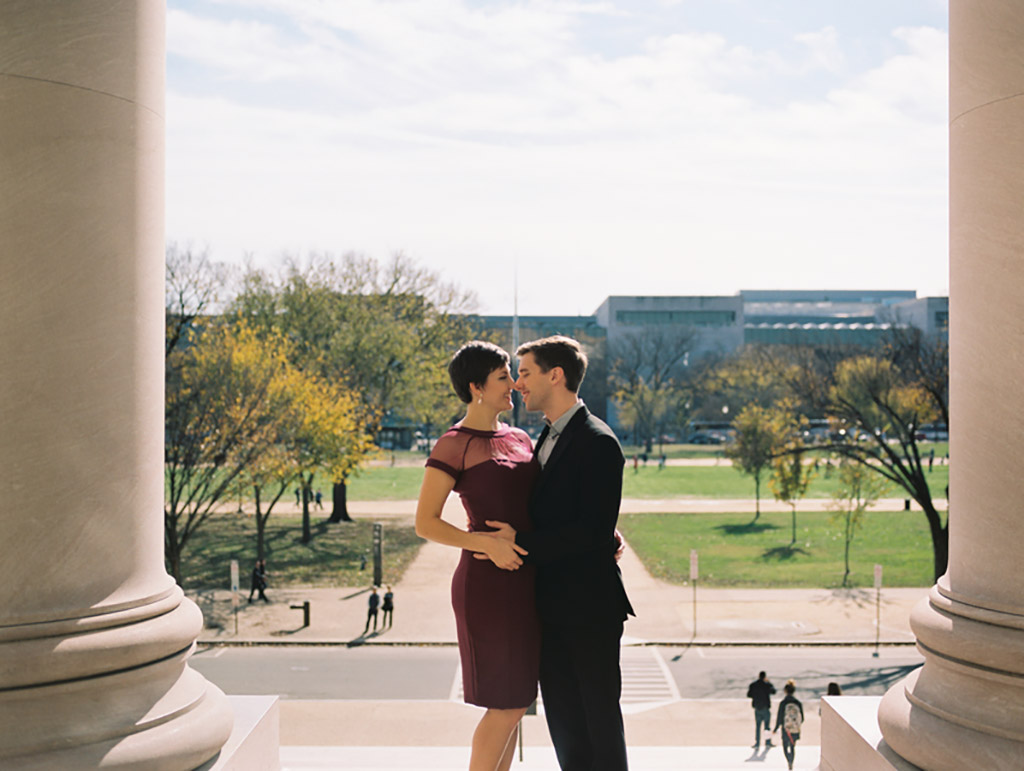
top-left (539, 405), bottom-right (589, 478)
top-left (533, 425), bottom-right (551, 461)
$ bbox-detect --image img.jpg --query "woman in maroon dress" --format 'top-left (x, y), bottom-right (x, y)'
top-left (415, 341), bottom-right (541, 771)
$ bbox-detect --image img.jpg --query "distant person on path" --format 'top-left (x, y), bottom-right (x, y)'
top-left (773, 679), bottom-right (804, 770)
top-left (658, 453), bottom-right (666, 470)
top-left (415, 341), bottom-right (538, 771)
top-left (381, 585), bottom-right (394, 627)
top-left (314, 490), bottom-right (323, 509)
top-left (364, 586), bottom-right (380, 633)
top-left (294, 488), bottom-right (301, 506)
top-left (248, 559), bottom-right (268, 603)
top-left (747, 670), bottom-right (776, 749)
top-left (820, 682), bottom-right (842, 715)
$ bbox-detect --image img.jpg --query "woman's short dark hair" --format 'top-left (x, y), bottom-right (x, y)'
top-left (516, 335), bottom-right (588, 393)
top-left (784, 680), bottom-right (796, 694)
top-left (448, 341), bottom-right (510, 403)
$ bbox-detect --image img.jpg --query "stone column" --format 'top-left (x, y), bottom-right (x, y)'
top-left (877, 2), bottom-right (1024, 769)
top-left (0, 2), bottom-right (234, 768)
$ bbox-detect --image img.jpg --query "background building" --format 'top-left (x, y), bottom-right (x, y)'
top-left (476, 289), bottom-right (948, 436)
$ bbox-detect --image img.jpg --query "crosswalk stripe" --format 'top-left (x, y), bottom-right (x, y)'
top-left (451, 647), bottom-right (678, 710)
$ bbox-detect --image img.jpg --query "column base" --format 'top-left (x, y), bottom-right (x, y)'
top-left (877, 583), bottom-right (1024, 770)
top-left (0, 592), bottom-right (234, 770)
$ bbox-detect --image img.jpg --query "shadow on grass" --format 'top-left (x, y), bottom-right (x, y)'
top-left (715, 521), bottom-right (780, 535)
top-left (761, 545), bottom-right (810, 561)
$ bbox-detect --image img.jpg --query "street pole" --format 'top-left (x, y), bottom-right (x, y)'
top-left (690, 549), bottom-right (699, 639)
top-left (230, 559), bottom-right (239, 636)
top-left (373, 523), bottom-right (383, 587)
top-left (873, 563), bottom-right (883, 657)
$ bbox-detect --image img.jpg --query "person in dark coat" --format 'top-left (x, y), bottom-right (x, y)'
top-left (381, 585), bottom-right (394, 627)
top-left (248, 559), bottom-right (268, 603)
top-left (747, 670), bottom-right (776, 749)
top-left (364, 586), bottom-right (380, 633)
top-left (489, 335), bottom-right (635, 770)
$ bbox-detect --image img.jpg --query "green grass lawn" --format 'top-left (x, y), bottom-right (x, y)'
top-left (178, 513), bottom-right (422, 591)
top-left (337, 461), bottom-right (949, 501)
top-left (621, 463), bottom-right (948, 500)
top-left (619, 510), bottom-right (936, 588)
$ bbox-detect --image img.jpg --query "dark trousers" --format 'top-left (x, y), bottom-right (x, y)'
top-left (754, 707), bottom-right (771, 745)
top-left (782, 730), bottom-right (798, 767)
top-left (540, 621), bottom-right (628, 770)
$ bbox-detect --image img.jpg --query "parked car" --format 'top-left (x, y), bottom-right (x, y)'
top-left (689, 432), bottom-right (725, 445)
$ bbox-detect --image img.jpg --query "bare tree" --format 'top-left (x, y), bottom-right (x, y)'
top-left (610, 325), bottom-right (698, 451)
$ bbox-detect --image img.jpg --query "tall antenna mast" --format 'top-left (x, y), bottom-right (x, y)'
top-left (512, 261), bottom-right (520, 426)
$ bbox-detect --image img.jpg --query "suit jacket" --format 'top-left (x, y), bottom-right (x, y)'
top-left (516, 405), bottom-right (635, 628)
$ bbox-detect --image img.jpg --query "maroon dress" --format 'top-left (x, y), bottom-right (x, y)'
top-left (426, 423), bottom-right (541, 709)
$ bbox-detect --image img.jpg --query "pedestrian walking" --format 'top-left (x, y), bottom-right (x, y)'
top-left (747, 670), bottom-right (776, 749)
top-left (364, 586), bottom-right (380, 633)
top-left (773, 679), bottom-right (804, 770)
top-left (247, 559), bottom-right (269, 603)
top-left (381, 585), bottom-right (394, 628)
top-left (294, 488), bottom-right (300, 506)
top-left (314, 490), bottom-right (323, 509)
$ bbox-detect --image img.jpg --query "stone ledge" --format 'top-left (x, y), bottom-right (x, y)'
top-left (199, 695), bottom-right (280, 771)
top-left (819, 696), bottom-right (918, 771)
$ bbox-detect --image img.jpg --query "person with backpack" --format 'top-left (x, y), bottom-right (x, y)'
top-left (773, 679), bottom-right (804, 770)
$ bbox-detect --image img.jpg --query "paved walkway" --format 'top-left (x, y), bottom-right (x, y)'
top-left (196, 496), bottom-right (928, 647)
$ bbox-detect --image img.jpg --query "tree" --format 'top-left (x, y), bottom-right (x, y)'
top-left (229, 252), bottom-right (476, 522)
top-left (165, 243), bottom-right (231, 358)
top-left (821, 355), bottom-right (947, 580)
top-left (237, 371), bottom-right (373, 555)
top-left (828, 458), bottom-right (890, 587)
top-left (769, 412), bottom-right (816, 545)
top-left (164, 322), bottom-right (299, 584)
top-left (725, 404), bottom-right (790, 520)
top-left (610, 325), bottom-right (697, 451)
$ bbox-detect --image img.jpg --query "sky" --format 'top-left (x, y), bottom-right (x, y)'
top-left (165, 0), bottom-right (950, 316)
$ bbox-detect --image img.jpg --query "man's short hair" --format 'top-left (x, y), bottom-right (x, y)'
top-left (448, 340), bottom-right (510, 403)
top-left (516, 335), bottom-right (588, 393)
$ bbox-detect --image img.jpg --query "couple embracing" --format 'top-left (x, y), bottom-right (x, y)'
top-left (415, 335), bottom-right (634, 771)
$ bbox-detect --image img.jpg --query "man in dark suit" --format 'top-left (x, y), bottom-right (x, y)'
top-left (486, 335), bottom-right (634, 770)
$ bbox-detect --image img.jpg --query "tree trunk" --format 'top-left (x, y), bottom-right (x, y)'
top-left (328, 479), bottom-right (352, 523)
top-left (843, 512), bottom-right (852, 588)
top-left (254, 485), bottom-right (265, 561)
top-left (921, 500), bottom-right (949, 582)
top-left (167, 543), bottom-right (182, 587)
top-left (790, 505), bottom-right (797, 546)
top-left (301, 473), bottom-right (313, 544)
top-left (753, 473), bottom-right (761, 521)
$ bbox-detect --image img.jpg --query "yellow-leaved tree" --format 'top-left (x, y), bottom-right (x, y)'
top-left (165, 321), bottom-right (300, 584)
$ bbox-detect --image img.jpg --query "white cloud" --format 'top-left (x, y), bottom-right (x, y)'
top-left (795, 26), bottom-right (844, 73)
top-left (165, 1), bottom-right (949, 313)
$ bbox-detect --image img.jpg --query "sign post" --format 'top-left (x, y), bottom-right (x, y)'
top-left (230, 559), bottom-right (240, 636)
top-left (373, 523), bottom-right (383, 588)
top-left (690, 549), bottom-right (699, 639)
top-left (873, 563), bottom-right (883, 657)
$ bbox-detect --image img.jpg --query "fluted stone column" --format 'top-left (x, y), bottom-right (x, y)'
top-left (0, 2), bottom-right (234, 768)
top-left (877, 2), bottom-right (1024, 769)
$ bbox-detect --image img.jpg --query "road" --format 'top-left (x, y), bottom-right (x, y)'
top-left (190, 644), bottom-right (922, 703)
